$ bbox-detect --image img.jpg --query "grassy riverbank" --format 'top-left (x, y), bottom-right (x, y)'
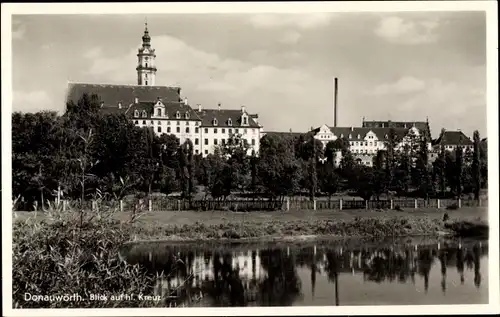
top-left (14, 207), bottom-right (488, 241)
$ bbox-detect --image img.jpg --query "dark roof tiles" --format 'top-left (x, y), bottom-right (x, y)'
top-left (66, 83), bottom-right (181, 107)
top-left (195, 109), bottom-right (260, 128)
top-left (434, 131), bottom-right (473, 146)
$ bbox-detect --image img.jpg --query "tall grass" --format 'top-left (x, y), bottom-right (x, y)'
top-left (12, 204), bottom-right (174, 308)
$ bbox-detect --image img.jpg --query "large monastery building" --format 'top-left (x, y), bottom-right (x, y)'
top-left (66, 24), bottom-right (262, 157)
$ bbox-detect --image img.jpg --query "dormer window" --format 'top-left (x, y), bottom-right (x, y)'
top-left (134, 110), bottom-right (139, 117)
top-left (357, 134), bottom-right (360, 139)
top-left (157, 108), bottom-right (161, 116)
top-left (243, 117), bottom-right (248, 125)
top-left (227, 118), bottom-right (233, 126)
top-left (385, 134), bottom-right (388, 139)
top-left (213, 118), bottom-right (218, 126)
top-left (142, 110), bottom-right (147, 118)
top-left (176, 111), bottom-right (180, 119)
top-left (340, 134), bottom-right (344, 138)
top-left (348, 134), bottom-right (352, 139)
top-left (185, 112), bottom-right (190, 119)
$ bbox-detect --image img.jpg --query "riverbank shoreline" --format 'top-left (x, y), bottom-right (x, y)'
top-left (13, 207), bottom-right (488, 243)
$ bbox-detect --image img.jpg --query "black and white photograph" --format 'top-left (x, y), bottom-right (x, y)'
top-left (2, 1), bottom-right (498, 316)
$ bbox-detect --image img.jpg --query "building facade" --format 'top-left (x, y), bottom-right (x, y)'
top-left (65, 24), bottom-right (262, 157)
top-left (309, 124), bottom-right (431, 167)
top-left (432, 130), bottom-right (473, 153)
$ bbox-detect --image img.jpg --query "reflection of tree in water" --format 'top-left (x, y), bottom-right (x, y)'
top-left (324, 250), bottom-right (340, 306)
top-left (456, 247), bottom-right (465, 284)
top-left (438, 248), bottom-right (447, 293)
top-left (200, 251), bottom-right (245, 307)
top-left (473, 244), bottom-right (481, 288)
top-left (417, 248), bottom-right (433, 293)
top-left (361, 247), bottom-right (415, 285)
top-left (258, 248), bottom-right (302, 306)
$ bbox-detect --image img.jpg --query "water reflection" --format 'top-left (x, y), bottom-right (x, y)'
top-left (122, 239), bottom-right (488, 307)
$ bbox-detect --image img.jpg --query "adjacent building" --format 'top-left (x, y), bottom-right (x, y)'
top-left (309, 123), bottom-right (431, 167)
top-left (432, 130), bottom-right (474, 152)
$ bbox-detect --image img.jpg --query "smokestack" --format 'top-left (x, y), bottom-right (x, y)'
top-left (333, 77), bottom-right (338, 128)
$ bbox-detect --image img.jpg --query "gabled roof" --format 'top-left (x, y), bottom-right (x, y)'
top-left (195, 109), bottom-right (260, 128)
top-left (66, 83), bottom-right (182, 107)
top-left (262, 131), bottom-right (306, 139)
top-left (362, 120), bottom-right (431, 140)
top-left (101, 100), bottom-right (202, 121)
top-left (433, 131), bottom-right (473, 146)
top-left (326, 126), bottom-right (409, 142)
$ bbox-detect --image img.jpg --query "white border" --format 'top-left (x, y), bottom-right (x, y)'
top-left (2, 1), bottom-right (499, 316)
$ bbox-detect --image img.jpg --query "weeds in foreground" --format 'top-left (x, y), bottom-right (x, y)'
top-left (11, 206), bottom-right (192, 308)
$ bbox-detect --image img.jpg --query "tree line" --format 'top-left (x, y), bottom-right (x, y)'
top-left (12, 94), bottom-right (488, 208)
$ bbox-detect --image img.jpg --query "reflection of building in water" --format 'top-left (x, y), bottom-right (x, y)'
top-left (156, 250), bottom-right (264, 294)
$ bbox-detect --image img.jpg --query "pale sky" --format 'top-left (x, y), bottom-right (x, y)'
top-left (11, 12), bottom-right (487, 138)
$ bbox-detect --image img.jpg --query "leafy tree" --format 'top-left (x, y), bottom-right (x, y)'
top-left (414, 137), bottom-right (431, 199)
top-left (350, 165), bottom-right (375, 201)
top-left (432, 145), bottom-right (447, 197)
top-left (318, 162), bottom-right (340, 201)
top-left (471, 131), bottom-right (481, 200)
top-left (257, 134), bottom-right (300, 202)
top-left (454, 146), bottom-right (463, 197)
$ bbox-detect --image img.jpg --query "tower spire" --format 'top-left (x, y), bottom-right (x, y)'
top-left (137, 20), bottom-right (157, 86)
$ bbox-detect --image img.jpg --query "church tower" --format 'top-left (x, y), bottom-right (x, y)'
top-left (136, 22), bottom-right (157, 86)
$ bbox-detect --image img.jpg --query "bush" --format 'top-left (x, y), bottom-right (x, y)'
top-left (12, 212), bottom-right (165, 308)
top-left (394, 205), bottom-right (403, 211)
top-left (446, 203), bottom-right (459, 210)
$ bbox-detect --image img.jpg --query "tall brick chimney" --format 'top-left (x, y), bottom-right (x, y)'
top-left (333, 77), bottom-right (339, 127)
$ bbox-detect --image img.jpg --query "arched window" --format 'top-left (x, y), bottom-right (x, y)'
top-left (213, 118), bottom-right (218, 126)
top-left (142, 110), bottom-right (147, 118)
top-left (134, 110), bottom-right (139, 117)
top-left (185, 112), bottom-right (190, 119)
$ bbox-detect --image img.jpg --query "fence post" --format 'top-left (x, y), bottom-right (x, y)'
top-left (390, 199), bottom-right (394, 210)
top-left (458, 198), bottom-right (461, 209)
top-left (313, 199), bottom-right (317, 211)
top-left (286, 197), bottom-right (290, 211)
top-left (62, 200), bottom-right (66, 212)
top-left (177, 200), bottom-right (181, 211)
top-left (120, 200), bottom-right (123, 212)
top-left (339, 199), bottom-right (343, 211)
top-left (478, 198), bottom-right (481, 207)
top-left (437, 199), bottom-right (440, 209)
top-left (414, 199), bottom-right (418, 209)
top-left (149, 199), bottom-right (152, 212)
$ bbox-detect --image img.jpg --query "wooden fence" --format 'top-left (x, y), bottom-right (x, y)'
top-left (20, 197), bottom-right (487, 212)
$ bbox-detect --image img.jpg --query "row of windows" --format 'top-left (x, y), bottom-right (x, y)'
top-left (134, 122), bottom-right (257, 135)
top-left (318, 133), bottom-right (392, 140)
top-left (350, 141), bottom-right (383, 147)
top-left (198, 138), bottom-right (256, 146)
top-left (211, 117), bottom-right (248, 127)
top-left (203, 127), bottom-right (255, 134)
top-left (135, 109), bottom-right (192, 120)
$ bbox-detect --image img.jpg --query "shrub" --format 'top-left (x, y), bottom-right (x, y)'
top-left (446, 203), bottom-right (459, 210)
top-left (12, 211), bottom-right (167, 308)
top-left (394, 205), bottom-right (403, 211)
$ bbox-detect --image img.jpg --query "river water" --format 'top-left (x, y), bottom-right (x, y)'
top-left (121, 237), bottom-right (488, 307)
